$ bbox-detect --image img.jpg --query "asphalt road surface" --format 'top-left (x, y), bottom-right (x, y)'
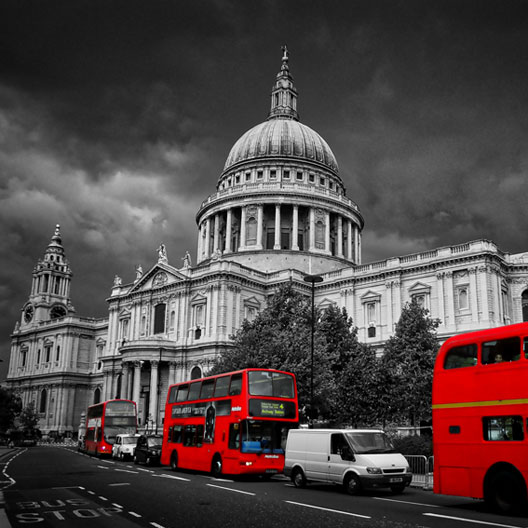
top-left (1, 446), bottom-right (527, 528)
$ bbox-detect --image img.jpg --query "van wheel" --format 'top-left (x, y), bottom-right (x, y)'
top-left (344, 474), bottom-right (361, 495)
top-left (485, 469), bottom-right (526, 513)
top-left (291, 468), bottom-right (307, 488)
top-left (390, 484), bottom-right (406, 494)
top-left (170, 451), bottom-right (178, 471)
top-left (211, 455), bottom-right (222, 478)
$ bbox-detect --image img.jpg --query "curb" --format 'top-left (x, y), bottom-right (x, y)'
top-left (0, 491), bottom-right (14, 528)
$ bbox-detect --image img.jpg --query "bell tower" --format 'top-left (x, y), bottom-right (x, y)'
top-left (20, 224), bottom-right (75, 327)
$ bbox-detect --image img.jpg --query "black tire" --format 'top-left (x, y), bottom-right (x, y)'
top-left (344, 473), bottom-right (362, 495)
top-left (120, 452), bottom-right (125, 461)
top-left (170, 451), bottom-right (178, 471)
top-left (390, 483), bottom-right (406, 494)
top-left (485, 469), bottom-right (526, 514)
top-left (146, 456), bottom-right (151, 466)
top-left (291, 467), bottom-right (307, 488)
top-left (211, 455), bottom-right (222, 478)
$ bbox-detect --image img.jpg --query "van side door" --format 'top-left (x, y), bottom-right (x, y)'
top-left (327, 433), bottom-right (354, 484)
top-left (304, 433), bottom-right (330, 482)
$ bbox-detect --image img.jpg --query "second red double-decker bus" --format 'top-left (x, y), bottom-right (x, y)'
top-left (160, 368), bottom-right (298, 476)
top-left (433, 322), bottom-right (528, 513)
top-left (85, 399), bottom-right (137, 457)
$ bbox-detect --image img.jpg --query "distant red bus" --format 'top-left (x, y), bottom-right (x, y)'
top-left (85, 399), bottom-right (137, 457)
top-left (432, 322), bottom-right (528, 513)
top-left (160, 369), bottom-right (298, 477)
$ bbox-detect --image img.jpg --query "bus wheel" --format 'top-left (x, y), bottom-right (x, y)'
top-left (170, 451), bottom-right (178, 471)
top-left (211, 455), bottom-right (222, 478)
top-left (486, 469), bottom-right (526, 513)
top-left (291, 467), bottom-right (306, 488)
top-left (344, 473), bottom-right (361, 495)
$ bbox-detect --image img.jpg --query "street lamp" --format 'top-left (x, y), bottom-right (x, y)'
top-left (303, 274), bottom-right (323, 427)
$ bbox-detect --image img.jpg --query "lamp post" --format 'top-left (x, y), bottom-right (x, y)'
top-left (303, 274), bottom-right (323, 427)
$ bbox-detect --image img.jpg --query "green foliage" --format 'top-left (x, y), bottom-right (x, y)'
top-left (380, 299), bottom-right (440, 426)
top-left (0, 387), bottom-right (22, 432)
top-left (392, 434), bottom-right (433, 457)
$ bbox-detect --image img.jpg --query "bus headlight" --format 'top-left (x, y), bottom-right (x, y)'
top-left (366, 467), bottom-right (382, 474)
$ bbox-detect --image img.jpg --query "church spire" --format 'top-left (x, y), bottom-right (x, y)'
top-left (268, 45), bottom-right (299, 121)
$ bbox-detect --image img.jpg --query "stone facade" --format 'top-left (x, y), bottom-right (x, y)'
top-left (7, 50), bottom-right (528, 436)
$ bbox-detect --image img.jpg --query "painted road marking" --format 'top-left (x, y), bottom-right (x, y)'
top-left (423, 513), bottom-right (525, 527)
top-left (129, 511), bottom-right (142, 517)
top-left (284, 500), bottom-right (371, 519)
top-left (115, 469), bottom-right (139, 474)
top-left (373, 496), bottom-right (440, 508)
top-left (207, 484), bottom-right (256, 496)
top-left (153, 473), bottom-right (191, 482)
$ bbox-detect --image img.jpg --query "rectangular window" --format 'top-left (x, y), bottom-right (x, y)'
top-left (170, 425), bottom-right (183, 443)
top-left (309, 174), bottom-right (315, 183)
top-left (187, 382), bottom-right (202, 401)
top-left (183, 424), bottom-right (204, 447)
top-left (213, 376), bottom-right (230, 398)
top-left (45, 347), bottom-right (51, 363)
top-left (482, 337), bottom-right (521, 364)
top-left (525, 337), bottom-right (528, 359)
top-left (245, 172), bottom-right (251, 182)
top-left (229, 373), bottom-right (242, 396)
top-left (228, 423), bottom-right (240, 450)
top-left (200, 379), bottom-right (215, 400)
top-left (257, 170), bottom-right (263, 180)
top-left (176, 385), bottom-right (189, 402)
top-left (444, 344), bottom-right (478, 369)
top-left (248, 371), bottom-right (295, 398)
top-left (283, 170), bottom-right (290, 179)
top-left (319, 177), bottom-right (325, 186)
top-left (296, 171), bottom-right (303, 181)
top-left (270, 170), bottom-right (276, 179)
top-left (154, 304), bottom-right (166, 334)
top-left (483, 416), bottom-right (524, 441)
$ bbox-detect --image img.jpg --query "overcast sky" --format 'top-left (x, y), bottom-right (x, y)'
top-left (1, 0), bottom-right (528, 382)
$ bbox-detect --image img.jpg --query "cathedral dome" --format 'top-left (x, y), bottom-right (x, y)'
top-left (223, 118), bottom-right (339, 174)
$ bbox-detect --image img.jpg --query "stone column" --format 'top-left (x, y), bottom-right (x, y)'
top-left (121, 362), bottom-right (130, 399)
top-left (478, 265), bottom-right (490, 324)
top-left (169, 361), bottom-right (177, 386)
top-left (274, 204), bottom-right (281, 249)
top-left (386, 281), bottom-right (393, 334)
top-left (445, 272), bottom-right (455, 329)
top-left (205, 217), bottom-right (211, 259)
top-left (309, 208), bottom-right (315, 250)
top-left (132, 361), bottom-right (142, 406)
top-left (240, 206), bottom-right (247, 249)
top-left (149, 361), bottom-right (159, 427)
top-left (469, 268), bottom-right (479, 323)
top-left (337, 216), bottom-right (343, 257)
top-left (354, 225), bottom-right (360, 264)
top-left (213, 214), bottom-right (220, 253)
top-left (256, 204), bottom-right (263, 249)
top-left (325, 211), bottom-right (331, 254)
top-left (347, 220), bottom-right (353, 261)
top-left (291, 205), bottom-right (299, 250)
top-left (436, 272), bottom-right (445, 326)
top-left (225, 209), bottom-right (232, 253)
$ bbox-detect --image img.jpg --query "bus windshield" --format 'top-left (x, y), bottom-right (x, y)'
top-left (248, 371), bottom-right (295, 398)
top-left (345, 431), bottom-right (395, 454)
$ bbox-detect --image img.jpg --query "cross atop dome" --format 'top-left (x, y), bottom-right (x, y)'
top-left (268, 45), bottom-right (299, 121)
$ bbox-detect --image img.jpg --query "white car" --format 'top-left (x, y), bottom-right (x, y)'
top-left (112, 434), bottom-right (140, 460)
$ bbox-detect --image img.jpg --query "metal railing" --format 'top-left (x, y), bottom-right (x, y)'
top-left (404, 455), bottom-right (434, 490)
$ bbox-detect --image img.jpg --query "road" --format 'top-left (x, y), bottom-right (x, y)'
top-left (1, 445), bottom-right (526, 528)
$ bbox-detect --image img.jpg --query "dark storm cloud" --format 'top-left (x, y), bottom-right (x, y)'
top-left (2, 0), bottom-right (528, 380)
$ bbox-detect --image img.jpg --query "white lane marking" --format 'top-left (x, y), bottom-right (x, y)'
top-left (137, 468), bottom-right (154, 473)
top-left (129, 511), bottom-right (141, 518)
top-left (153, 473), bottom-right (191, 482)
top-left (150, 523), bottom-right (165, 528)
top-left (87, 491), bottom-right (96, 495)
top-left (423, 513), bottom-right (524, 527)
top-left (109, 483), bottom-right (131, 486)
top-left (207, 484), bottom-right (256, 496)
top-left (52, 486), bottom-right (83, 490)
top-left (115, 469), bottom-right (139, 474)
top-left (97, 465), bottom-right (109, 470)
top-left (99, 496), bottom-right (108, 501)
top-left (373, 496), bottom-right (440, 508)
top-left (112, 503), bottom-right (123, 509)
top-left (284, 500), bottom-right (371, 519)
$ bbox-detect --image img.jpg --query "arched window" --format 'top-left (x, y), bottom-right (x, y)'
top-left (141, 315), bottom-right (147, 335)
top-left (39, 389), bottom-right (47, 413)
top-left (315, 220), bottom-right (325, 249)
top-left (94, 388), bottom-right (101, 404)
top-left (170, 310), bottom-right (175, 330)
top-left (522, 290), bottom-right (528, 322)
top-left (190, 366), bottom-right (202, 380)
top-left (246, 217), bottom-right (257, 246)
top-left (56, 346), bottom-right (60, 362)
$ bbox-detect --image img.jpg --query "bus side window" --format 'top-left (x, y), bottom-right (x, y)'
top-left (444, 344), bottom-right (478, 369)
top-left (170, 425), bottom-right (182, 443)
top-left (483, 416), bottom-right (524, 441)
top-left (177, 385), bottom-right (189, 402)
top-left (482, 337), bottom-right (521, 364)
top-left (228, 423), bottom-right (240, 450)
top-left (524, 337), bottom-right (528, 359)
top-left (168, 386), bottom-right (178, 404)
top-left (229, 373), bottom-right (242, 395)
top-left (214, 376), bottom-right (230, 397)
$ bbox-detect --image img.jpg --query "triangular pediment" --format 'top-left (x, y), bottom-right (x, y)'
top-left (408, 281), bottom-right (431, 293)
top-left (129, 263), bottom-right (187, 293)
top-left (360, 290), bottom-right (381, 303)
top-left (318, 297), bottom-right (336, 309)
top-left (243, 296), bottom-right (261, 307)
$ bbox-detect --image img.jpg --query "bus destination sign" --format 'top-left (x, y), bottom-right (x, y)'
top-left (249, 399), bottom-right (296, 418)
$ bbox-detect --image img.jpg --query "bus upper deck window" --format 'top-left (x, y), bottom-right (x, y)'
top-left (214, 376), bottom-right (230, 398)
top-left (524, 337), bottom-right (528, 359)
top-left (482, 337), bottom-right (521, 364)
top-left (444, 344), bottom-right (478, 369)
top-left (229, 373), bottom-right (242, 396)
top-left (176, 385), bottom-right (189, 402)
top-left (187, 381), bottom-right (202, 401)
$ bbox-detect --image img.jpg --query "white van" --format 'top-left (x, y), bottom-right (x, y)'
top-left (284, 428), bottom-right (412, 494)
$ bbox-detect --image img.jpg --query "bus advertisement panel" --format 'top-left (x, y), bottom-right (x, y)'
top-left (160, 369), bottom-right (298, 476)
top-left (85, 399), bottom-right (137, 457)
top-left (432, 322), bottom-right (528, 513)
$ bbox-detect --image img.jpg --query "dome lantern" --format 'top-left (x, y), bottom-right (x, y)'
top-left (268, 45), bottom-right (299, 121)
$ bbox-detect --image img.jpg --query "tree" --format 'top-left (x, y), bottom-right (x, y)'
top-left (18, 402), bottom-right (40, 435)
top-left (210, 284), bottom-right (365, 424)
top-left (379, 299), bottom-right (440, 426)
top-left (0, 387), bottom-right (22, 433)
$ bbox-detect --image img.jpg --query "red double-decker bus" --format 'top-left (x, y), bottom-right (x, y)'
top-left (85, 399), bottom-right (137, 457)
top-left (432, 322), bottom-right (528, 513)
top-left (160, 368), bottom-right (298, 477)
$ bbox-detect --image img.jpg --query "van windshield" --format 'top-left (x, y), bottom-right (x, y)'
top-left (345, 432), bottom-right (395, 454)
